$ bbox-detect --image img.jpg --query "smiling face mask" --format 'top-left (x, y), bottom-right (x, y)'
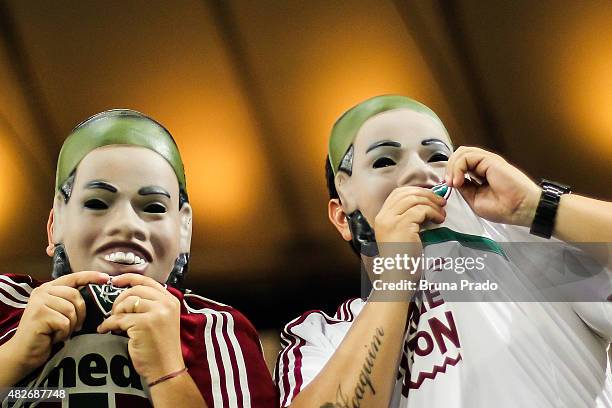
top-left (49, 110), bottom-right (192, 287)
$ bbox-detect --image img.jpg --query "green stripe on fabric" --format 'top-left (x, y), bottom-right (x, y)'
top-left (420, 227), bottom-right (507, 259)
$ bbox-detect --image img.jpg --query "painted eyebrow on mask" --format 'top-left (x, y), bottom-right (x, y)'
top-left (422, 138), bottom-right (451, 151)
top-left (366, 140), bottom-right (402, 154)
top-left (84, 180), bottom-right (118, 193)
top-left (138, 186), bottom-right (171, 198)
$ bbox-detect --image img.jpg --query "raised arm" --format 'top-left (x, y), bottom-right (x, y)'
top-left (285, 300), bottom-right (409, 408)
top-left (281, 187), bottom-right (446, 407)
top-left (553, 194), bottom-right (612, 243)
top-left (445, 146), bottom-right (612, 265)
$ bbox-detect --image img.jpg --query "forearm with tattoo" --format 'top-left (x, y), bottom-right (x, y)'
top-left (320, 327), bottom-right (385, 408)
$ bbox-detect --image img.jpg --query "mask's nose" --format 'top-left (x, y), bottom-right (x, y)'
top-left (104, 201), bottom-right (147, 242)
top-left (397, 152), bottom-right (439, 188)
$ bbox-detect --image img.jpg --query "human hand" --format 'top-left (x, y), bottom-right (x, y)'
top-left (96, 273), bottom-right (184, 383)
top-left (7, 271), bottom-right (110, 372)
top-left (374, 186), bottom-right (446, 260)
top-left (445, 146), bottom-right (541, 227)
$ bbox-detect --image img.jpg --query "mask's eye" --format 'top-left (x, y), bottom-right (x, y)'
top-left (428, 153), bottom-right (449, 163)
top-left (84, 199), bottom-right (108, 210)
top-left (373, 157), bottom-right (397, 168)
top-left (144, 203), bottom-right (167, 214)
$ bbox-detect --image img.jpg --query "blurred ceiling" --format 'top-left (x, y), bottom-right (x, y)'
top-left (0, 0), bottom-right (610, 328)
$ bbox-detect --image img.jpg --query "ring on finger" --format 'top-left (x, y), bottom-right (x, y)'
top-left (132, 297), bottom-right (141, 313)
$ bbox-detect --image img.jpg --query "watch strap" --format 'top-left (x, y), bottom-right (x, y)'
top-left (529, 179), bottom-right (571, 239)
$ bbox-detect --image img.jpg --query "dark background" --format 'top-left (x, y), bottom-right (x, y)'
top-left (0, 0), bottom-right (611, 369)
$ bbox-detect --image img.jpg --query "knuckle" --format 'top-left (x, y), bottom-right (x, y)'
top-left (76, 295), bottom-right (86, 309)
top-left (415, 213), bottom-right (426, 225)
top-left (68, 288), bottom-right (81, 303)
top-left (408, 206), bottom-right (424, 220)
top-left (67, 308), bottom-right (77, 321)
top-left (404, 195), bottom-right (417, 206)
top-left (113, 295), bottom-right (126, 307)
top-left (158, 307), bottom-right (171, 319)
top-left (389, 187), bottom-right (403, 196)
top-left (30, 293), bottom-right (48, 309)
top-left (28, 304), bottom-right (43, 319)
top-left (170, 296), bottom-right (180, 309)
top-left (59, 316), bottom-right (71, 331)
top-left (406, 224), bottom-right (420, 235)
top-left (424, 191), bottom-right (436, 200)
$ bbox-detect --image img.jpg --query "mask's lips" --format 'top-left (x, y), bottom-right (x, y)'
top-left (97, 241), bottom-right (152, 263)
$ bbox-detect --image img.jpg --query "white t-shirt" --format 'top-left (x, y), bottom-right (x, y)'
top-left (275, 188), bottom-right (612, 407)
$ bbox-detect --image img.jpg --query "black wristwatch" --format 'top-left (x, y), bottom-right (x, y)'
top-left (529, 179), bottom-right (572, 239)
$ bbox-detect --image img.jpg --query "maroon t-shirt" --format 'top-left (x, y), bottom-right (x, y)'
top-left (0, 274), bottom-right (277, 407)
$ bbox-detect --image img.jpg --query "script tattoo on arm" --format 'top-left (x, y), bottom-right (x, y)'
top-left (319, 327), bottom-right (385, 408)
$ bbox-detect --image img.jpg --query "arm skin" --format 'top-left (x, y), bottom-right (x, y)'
top-left (0, 337), bottom-right (35, 387)
top-left (553, 194), bottom-right (612, 243)
top-left (444, 146), bottom-right (612, 265)
top-left (289, 297), bottom-right (410, 408)
top-left (149, 372), bottom-right (208, 408)
top-left (289, 188), bottom-right (446, 407)
top-left (545, 194), bottom-right (611, 269)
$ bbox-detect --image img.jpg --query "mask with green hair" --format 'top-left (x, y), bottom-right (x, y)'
top-left (56, 109), bottom-right (188, 206)
top-left (329, 95), bottom-right (450, 176)
top-left (52, 109), bottom-right (189, 288)
top-left (328, 95), bottom-right (451, 256)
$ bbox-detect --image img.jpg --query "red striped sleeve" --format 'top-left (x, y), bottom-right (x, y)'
top-left (0, 274), bottom-right (42, 345)
top-left (181, 292), bottom-right (277, 408)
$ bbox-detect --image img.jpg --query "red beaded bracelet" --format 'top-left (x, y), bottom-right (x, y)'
top-left (148, 367), bottom-right (188, 388)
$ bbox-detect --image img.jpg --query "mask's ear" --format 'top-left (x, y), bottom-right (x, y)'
top-left (179, 203), bottom-right (193, 254)
top-left (46, 194), bottom-right (67, 257)
top-left (46, 209), bottom-right (55, 257)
